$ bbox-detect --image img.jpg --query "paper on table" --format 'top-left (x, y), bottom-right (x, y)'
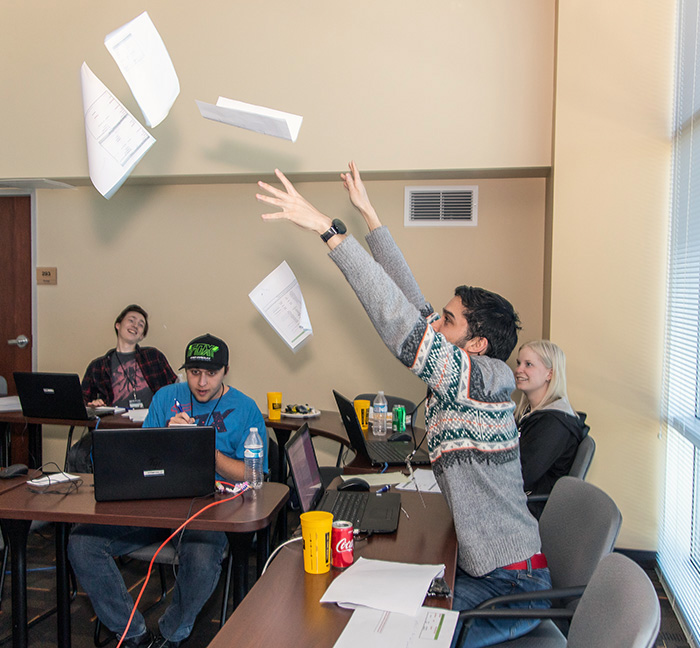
top-left (396, 469), bottom-right (441, 494)
top-left (80, 63), bottom-right (155, 199)
top-left (249, 261), bottom-right (312, 352)
top-left (104, 11), bottom-right (180, 128)
top-left (320, 557), bottom-right (444, 617)
top-left (196, 96), bottom-right (303, 142)
top-left (340, 473), bottom-right (407, 487)
top-left (333, 606), bottom-right (458, 648)
top-left (122, 408), bottom-right (149, 422)
top-left (0, 396), bottom-right (21, 412)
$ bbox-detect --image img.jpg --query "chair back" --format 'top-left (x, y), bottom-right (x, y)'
top-left (568, 435), bottom-right (595, 480)
top-left (0, 376), bottom-right (7, 396)
top-left (567, 553), bottom-right (660, 648)
top-left (354, 393), bottom-right (417, 413)
top-left (539, 477), bottom-right (622, 598)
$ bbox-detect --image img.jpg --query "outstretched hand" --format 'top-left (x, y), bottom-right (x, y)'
top-left (340, 161), bottom-right (381, 230)
top-left (257, 169), bottom-right (332, 236)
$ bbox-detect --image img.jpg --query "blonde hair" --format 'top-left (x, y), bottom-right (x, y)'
top-left (514, 340), bottom-right (572, 421)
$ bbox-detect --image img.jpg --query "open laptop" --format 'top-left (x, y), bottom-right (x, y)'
top-left (285, 423), bottom-right (401, 534)
top-left (92, 426), bottom-right (215, 502)
top-left (14, 372), bottom-right (97, 420)
top-left (332, 390), bottom-right (430, 467)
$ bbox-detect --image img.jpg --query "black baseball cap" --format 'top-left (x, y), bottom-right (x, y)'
top-left (180, 334), bottom-right (229, 371)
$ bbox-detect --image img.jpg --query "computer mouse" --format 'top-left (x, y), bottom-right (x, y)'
top-left (0, 463), bottom-right (28, 479)
top-left (388, 432), bottom-right (412, 443)
top-left (337, 477), bottom-right (370, 492)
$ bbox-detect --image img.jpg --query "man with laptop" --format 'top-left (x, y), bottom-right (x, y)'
top-left (257, 163), bottom-right (552, 647)
top-left (68, 333), bottom-right (267, 648)
top-left (81, 304), bottom-right (177, 409)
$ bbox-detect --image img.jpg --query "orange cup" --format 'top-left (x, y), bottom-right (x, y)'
top-left (267, 392), bottom-right (282, 420)
top-left (354, 399), bottom-right (370, 434)
top-left (300, 511), bottom-right (333, 574)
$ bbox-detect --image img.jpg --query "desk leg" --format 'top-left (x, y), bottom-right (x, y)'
top-left (55, 523), bottom-right (71, 648)
top-left (269, 428), bottom-right (291, 542)
top-left (256, 527), bottom-right (270, 579)
top-left (225, 532), bottom-right (253, 608)
top-left (1, 519), bottom-right (31, 648)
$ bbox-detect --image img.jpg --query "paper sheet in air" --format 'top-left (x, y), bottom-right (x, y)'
top-left (80, 63), bottom-right (155, 199)
top-left (249, 261), bottom-right (312, 352)
top-left (320, 557), bottom-right (444, 617)
top-left (196, 96), bottom-right (303, 142)
top-left (333, 606), bottom-right (458, 648)
top-left (104, 11), bottom-right (180, 128)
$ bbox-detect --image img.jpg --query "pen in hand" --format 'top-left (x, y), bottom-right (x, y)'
top-left (174, 399), bottom-right (184, 413)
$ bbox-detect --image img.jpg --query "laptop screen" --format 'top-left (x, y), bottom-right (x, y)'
top-left (285, 423), bottom-right (323, 513)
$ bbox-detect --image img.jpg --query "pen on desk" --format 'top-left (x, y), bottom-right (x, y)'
top-left (376, 485), bottom-right (391, 494)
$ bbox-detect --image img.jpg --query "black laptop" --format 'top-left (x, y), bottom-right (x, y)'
top-left (332, 390), bottom-right (430, 467)
top-left (92, 426), bottom-right (215, 502)
top-left (285, 423), bottom-right (401, 534)
top-left (14, 372), bottom-right (97, 420)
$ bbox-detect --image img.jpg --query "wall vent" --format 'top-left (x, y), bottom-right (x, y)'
top-left (404, 185), bottom-right (478, 227)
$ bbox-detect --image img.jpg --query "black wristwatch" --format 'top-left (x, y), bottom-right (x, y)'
top-left (320, 218), bottom-right (347, 242)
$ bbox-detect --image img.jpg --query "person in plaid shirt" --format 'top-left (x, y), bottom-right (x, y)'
top-left (81, 304), bottom-right (176, 408)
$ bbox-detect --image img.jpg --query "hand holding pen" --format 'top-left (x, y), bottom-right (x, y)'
top-left (168, 399), bottom-right (195, 426)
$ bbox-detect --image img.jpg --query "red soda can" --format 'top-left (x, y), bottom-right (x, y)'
top-left (331, 520), bottom-right (354, 568)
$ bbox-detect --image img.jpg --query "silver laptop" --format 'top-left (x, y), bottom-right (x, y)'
top-left (14, 372), bottom-right (96, 420)
top-left (285, 423), bottom-right (401, 534)
top-left (92, 426), bottom-right (215, 502)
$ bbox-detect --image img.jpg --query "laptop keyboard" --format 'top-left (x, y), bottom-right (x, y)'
top-left (329, 491), bottom-right (368, 525)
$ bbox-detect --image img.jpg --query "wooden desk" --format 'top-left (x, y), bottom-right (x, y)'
top-left (208, 489), bottom-right (457, 648)
top-left (0, 476), bottom-right (289, 648)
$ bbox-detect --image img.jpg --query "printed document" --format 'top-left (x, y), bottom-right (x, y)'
top-left (333, 606), bottom-right (458, 648)
top-left (80, 63), bottom-right (155, 199)
top-left (104, 11), bottom-right (180, 128)
top-left (249, 261), bottom-right (312, 352)
top-left (196, 96), bottom-right (303, 142)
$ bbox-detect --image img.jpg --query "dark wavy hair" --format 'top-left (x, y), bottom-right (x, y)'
top-left (114, 304), bottom-right (149, 337)
top-left (454, 286), bottom-right (520, 361)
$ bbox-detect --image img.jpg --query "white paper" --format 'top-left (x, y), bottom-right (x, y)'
top-left (333, 606), bottom-right (458, 648)
top-left (122, 408), bottom-right (149, 422)
top-left (104, 11), bottom-right (180, 127)
top-left (340, 473), bottom-right (407, 487)
top-left (396, 469), bottom-right (441, 494)
top-left (196, 96), bottom-right (303, 142)
top-left (80, 63), bottom-right (155, 199)
top-left (0, 396), bottom-right (22, 412)
top-left (320, 557), bottom-right (444, 617)
top-left (249, 261), bottom-right (312, 352)
top-left (28, 473), bottom-right (81, 487)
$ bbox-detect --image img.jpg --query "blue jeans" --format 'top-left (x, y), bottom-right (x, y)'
top-left (450, 564), bottom-right (552, 648)
top-left (68, 524), bottom-right (228, 642)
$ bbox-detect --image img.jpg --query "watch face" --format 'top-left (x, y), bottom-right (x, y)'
top-left (332, 219), bottom-right (347, 235)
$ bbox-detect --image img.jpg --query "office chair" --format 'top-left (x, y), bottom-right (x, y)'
top-left (0, 376), bottom-right (7, 396)
top-left (455, 476), bottom-right (622, 646)
top-left (568, 434), bottom-right (595, 481)
top-left (456, 552), bottom-right (660, 648)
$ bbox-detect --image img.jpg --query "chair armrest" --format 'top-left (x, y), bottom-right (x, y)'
top-left (474, 585), bottom-right (586, 609)
top-left (459, 607), bottom-right (575, 620)
top-left (526, 493), bottom-right (549, 503)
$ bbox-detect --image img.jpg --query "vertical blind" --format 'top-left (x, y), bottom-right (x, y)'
top-left (660, 0), bottom-right (700, 644)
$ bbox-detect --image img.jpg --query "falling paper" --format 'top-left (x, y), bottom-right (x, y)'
top-left (249, 261), bottom-right (312, 352)
top-left (104, 11), bottom-right (180, 128)
top-left (80, 62), bottom-right (155, 199)
top-left (196, 96), bottom-right (303, 142)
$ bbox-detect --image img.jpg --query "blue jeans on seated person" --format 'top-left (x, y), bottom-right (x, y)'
top-left (68, 524), bottom-right (228, 643)
top-left (450, 563), bottom-right (552, 648)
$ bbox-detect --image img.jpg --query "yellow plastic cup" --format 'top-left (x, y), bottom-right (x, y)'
top-left (300, 511), bottom-right (333, 574)
top-left (267, 392), bottom-right (282, 420)
top-left (354, 399), bottom-right (370, 434)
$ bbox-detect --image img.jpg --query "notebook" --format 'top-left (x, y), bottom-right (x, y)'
top-left (332, 390), bottom-right (430, 467)
top-left (14, 372), bottom-right (97, 420)
top-left (92, 426), bottom-right (215, 502)
top-left (285, 423), bottom-right (401, 534)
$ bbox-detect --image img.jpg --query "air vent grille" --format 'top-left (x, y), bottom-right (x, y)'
top-left (404, 186), bottom-right (478, 227)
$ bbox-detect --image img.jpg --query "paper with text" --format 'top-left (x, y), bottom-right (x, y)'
top-left (80, 63), bottom-right (155, 199)
top-left (104, 11), bottom-right (180, 128)
top-left (333, 606), bottom-right (458, 648)
top-left (196, 96), bottom-right (303, 142)
top-left (396, 469), bottom-right (441, 494)
top-left (249, 261), bottom-right (312, 352)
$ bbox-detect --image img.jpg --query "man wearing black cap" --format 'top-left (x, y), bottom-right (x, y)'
top-left (68, 334), bottom-right (266, 648)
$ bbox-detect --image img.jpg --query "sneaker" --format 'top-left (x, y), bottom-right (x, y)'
top-left (121, 630), bottom-right (155, 648)
top-left (151, 634), bottom-right (181, 648)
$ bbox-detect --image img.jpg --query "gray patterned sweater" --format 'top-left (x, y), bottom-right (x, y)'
top-left (329, 227), bottom-right (540, 576)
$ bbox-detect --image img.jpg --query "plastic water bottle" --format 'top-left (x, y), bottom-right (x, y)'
top-left (372, 391), bottom-right (388, 437)
top-left (244, 427), bottom-right (264, 489)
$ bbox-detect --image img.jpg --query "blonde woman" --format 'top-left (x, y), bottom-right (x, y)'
top-left (514, 340), bottom-right (589, 516)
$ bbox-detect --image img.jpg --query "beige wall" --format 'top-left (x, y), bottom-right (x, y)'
top-left (1, 1), bottom-right (554, 178)
top-left (550, 2), bottom-right (674, 549)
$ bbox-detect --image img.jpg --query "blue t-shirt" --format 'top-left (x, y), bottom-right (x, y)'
top-left (144, 382), bottom-right (268, 479)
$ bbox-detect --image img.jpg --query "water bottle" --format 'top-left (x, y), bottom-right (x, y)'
top-left (372, 391), bottom-right (388, 437)
top-left (244, 427), bottom-right (264, 489)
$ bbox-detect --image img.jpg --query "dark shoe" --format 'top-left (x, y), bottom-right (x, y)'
top-left (151, 634), bottom-right (181, 648)
top-left (121, 630), bottom-right (155, 648)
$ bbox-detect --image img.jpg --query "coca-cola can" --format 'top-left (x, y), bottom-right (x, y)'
top-left (331, 520), bottom-right (354, 568)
